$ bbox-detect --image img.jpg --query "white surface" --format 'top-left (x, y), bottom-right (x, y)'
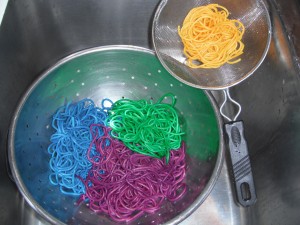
top-left (0, 0), bottom-right (8, 26)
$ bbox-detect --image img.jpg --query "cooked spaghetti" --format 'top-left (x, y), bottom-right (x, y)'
top-left (107, 93), bottom-right (184, 163)
top-left (48, 98), bottom-right (111, 195)
top-left (178, 4), bottom-right (245, 68)
top-left (79, 124), bottom-right (187, 222)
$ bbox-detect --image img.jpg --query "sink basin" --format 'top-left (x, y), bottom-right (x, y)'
top-left (0, 0), bottom-right (299, 224)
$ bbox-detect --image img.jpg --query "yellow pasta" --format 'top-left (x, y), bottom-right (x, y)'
top-left (178, 4), bottom-right (245, 69)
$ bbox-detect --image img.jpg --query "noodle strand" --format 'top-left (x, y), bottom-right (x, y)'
top-left (178, 4), bottom-right (245, 68)
top-left (79, 124), bottom-right (187, 222)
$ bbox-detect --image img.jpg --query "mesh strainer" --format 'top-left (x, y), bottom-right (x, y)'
top-left (152, 0), bottom-right (271, 206)
top-left (8, 46), bottom-right (224, 224)
top-left (152, 0), bottom-right (271, 90)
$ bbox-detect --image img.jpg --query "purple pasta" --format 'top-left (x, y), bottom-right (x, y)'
top-left (78, 124), bottom-right (187, 222)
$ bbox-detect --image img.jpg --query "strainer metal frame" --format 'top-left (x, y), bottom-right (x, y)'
top-left (152, 0), bottom-right (272, 207)
top-left (8, 45), bottom-right (225, 225)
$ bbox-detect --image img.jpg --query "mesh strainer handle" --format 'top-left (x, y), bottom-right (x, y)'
top-left (225, 121), bottom-right (257, 207)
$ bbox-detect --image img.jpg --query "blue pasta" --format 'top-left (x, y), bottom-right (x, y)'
top-left (48, 98), bottom-right (112, 195)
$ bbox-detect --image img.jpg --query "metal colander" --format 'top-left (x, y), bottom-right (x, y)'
top-left (8, 46), bottom-right (224, 225)
top-left (152, 0), bottom-right (272, 90)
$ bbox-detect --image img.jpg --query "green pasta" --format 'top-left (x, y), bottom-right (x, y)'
top-left (107, 93), bottom-right (184, 162)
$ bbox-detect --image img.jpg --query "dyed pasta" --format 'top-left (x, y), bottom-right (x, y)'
top-left (178, 4), bottom-right (245, 68)
top-left (79, 124), bottom-right (187, 222)
top-left (107, 93), bottom-right (184, 162)
top-left (48, 98), bottom-right (111, 195)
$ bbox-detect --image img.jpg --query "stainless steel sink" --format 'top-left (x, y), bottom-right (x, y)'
top-left (0, 0), bottom-right (299, 224)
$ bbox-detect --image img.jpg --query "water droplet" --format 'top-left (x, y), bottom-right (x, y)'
top-left (154, 83), bottom-right (158, 86)
top-left (76, 93), bottom-right (80, 96)
top-left (81, 82), bottom-right (85, 86)
top-left (158, 69), bottom-right (161, 73)
top-left (77, 69), bottom-right (81, 73)
top-left (131, 76), bottom-right (135, 79)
